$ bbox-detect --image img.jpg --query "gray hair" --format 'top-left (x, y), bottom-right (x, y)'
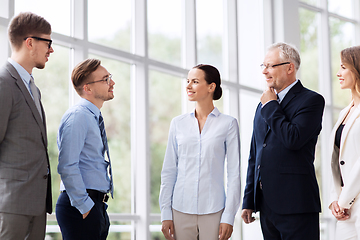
top-left (268, 42), bottom-right (301, 71)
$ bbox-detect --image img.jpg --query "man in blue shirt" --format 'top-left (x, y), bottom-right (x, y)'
top-left (56, 58), bottom-right (115, 240)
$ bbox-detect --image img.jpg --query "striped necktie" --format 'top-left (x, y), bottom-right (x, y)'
top-left (99, 113), bottom-right (114, 198)
top-left (29, 76), bottom-right (43, 119)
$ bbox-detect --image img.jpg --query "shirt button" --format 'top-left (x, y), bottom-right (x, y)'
top-left (257, 165), bottom-right (260, 169)
top-left (340, 161), bottom-right (345, 165)
top-left (263, 143), bottom-right (267, 147)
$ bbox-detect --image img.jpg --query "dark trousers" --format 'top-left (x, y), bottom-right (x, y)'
top-left (259, 189), bottom-right (319, 240)
top-left (56, 191), bottom-right (110, 240)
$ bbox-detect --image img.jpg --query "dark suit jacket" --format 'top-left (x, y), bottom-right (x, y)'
top-left (242, 81), bottom-right (324, 215)
top-left (0, 62), bottom-right (52, 215)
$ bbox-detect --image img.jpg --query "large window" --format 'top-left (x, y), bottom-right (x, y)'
top-left (1, 0), bottom-right (359, 239)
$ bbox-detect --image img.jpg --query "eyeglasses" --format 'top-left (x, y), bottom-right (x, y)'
top-left (86, 74), bottom-right (113, 85)
top-left (260, 62), bottom-right (290, 71)
top-left (24, 36), bottom-right (53, 49)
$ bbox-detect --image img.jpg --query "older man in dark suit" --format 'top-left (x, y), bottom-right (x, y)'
top-left (0, 12), bottom-right (54, 239)
top-left (241, 42), bottom-right (324, 240)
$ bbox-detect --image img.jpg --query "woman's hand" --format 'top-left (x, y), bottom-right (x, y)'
top-left (161, 220), bottom-right (175, 240)
top-left (219, 223), bottom-right (233, 240)
top-left (330, 201), bottom-right (350, 221)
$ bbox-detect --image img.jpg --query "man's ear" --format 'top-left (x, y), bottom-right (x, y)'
top-left (287, 63), bottom-right (296, 75)
top-left (24, 38), bottom-right (33, 50)
top-left (83, 84), bottom-right (91, 94)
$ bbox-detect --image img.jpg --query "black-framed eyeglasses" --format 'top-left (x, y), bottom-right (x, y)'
top-left (86, 74), bottom-right (113, 85)
top-left (24, 36), bottom-right (53, 49)
top-left (260, 62), bottom-right (290, 71)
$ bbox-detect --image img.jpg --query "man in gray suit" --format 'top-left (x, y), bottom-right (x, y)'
top-left (0, 12), bottom-right (54, 239)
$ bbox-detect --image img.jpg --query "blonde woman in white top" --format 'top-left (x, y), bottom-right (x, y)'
top-left (329, 46), bottom-right (360, 239)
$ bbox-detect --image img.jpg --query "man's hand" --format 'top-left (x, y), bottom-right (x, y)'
top-left (219, 223), bottom-right (233, 240)
top-left (261, 87), bottom-right (277, 105)
top-left (161, 220), bottom-right (175, 240)
top-left (330, 201), bottom-right (350, 221)
top-left (241, 209), bottom-right (255, 224)
top-left (82, 209), bottom-right (91, 219)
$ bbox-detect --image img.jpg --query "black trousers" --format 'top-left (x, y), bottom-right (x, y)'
top-left (259, 189), bottom-right (319, 240)
top-left (56, 191), bottom-right (110, 240)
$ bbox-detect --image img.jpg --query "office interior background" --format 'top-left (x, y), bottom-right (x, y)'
top-left (0, 0), bottom-right (359, 239)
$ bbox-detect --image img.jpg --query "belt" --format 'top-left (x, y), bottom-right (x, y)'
top-left (87, 189), bottom-right (109, 203)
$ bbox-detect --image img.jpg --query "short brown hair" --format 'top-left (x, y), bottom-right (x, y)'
top-left (72, 58), bottom-right (101, 95)
top-left (341, 46), bottom-right (360, 95)
top-left (8, 12), bottom-right (52, 50)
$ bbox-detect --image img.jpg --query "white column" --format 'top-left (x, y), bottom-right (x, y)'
top-left (181, 0), bottom-right (196, 114)
top-left (132, 0), bottom-right (151, 239)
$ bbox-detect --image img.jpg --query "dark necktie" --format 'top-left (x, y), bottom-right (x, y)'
top-left (99, 113), bottom-right (114, 198)
top-left (29, 76), bottom-right (43, 120)
top-left (276, 94), bottom-right (280, 103)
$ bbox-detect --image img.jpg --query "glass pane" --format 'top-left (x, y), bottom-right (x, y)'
top-left (89, 54), bottom-right (132, 214)
top-left (330, 18), bottom-right (354, 109)
top-left (148, 0), bottom-right (182, 66)
top-left (149, 70), bottom-right (182, 213)
top-left (14, 0), bottom-right (71, 36)
top-left (300, 0), bottom-right (319, 6)
top-left (299, 8), bottom-right (319, 91)
top-left (0, 0), bottom-right (8, 18)
top-left (328, 0), bottom-right (354, 18)
top-left (239, 90), bottom-right (262, 240)
top-left (88, 0), bottom-right (131, 52)
top-left (32, 45), bottom-right (70, 211)
top-left (0, 25), bottom-right (7, 61)
top-left (238, 0), bottom-right (264, 90)
top-left (196, 0), bottom-right (224, 73)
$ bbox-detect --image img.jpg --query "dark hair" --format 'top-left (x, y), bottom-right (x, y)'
top-left (71, 58), bottom-right (101, 95)
top-left (8, 12), bottom-right (52, 50)
top-left (341, 46), bottom-right (360, 95)
top-left (193, 64), bottom-right (222, 100)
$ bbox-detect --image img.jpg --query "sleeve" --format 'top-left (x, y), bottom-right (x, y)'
top-left (220, 118), bottom-right (241, 226)
top-left (57, 111), bottom-right (94, 214)
top-left (261, 93), bottom-right (325, 150)
top-left (159, 118), bottom-right (178, 222)
top-left (0, 79), bottom-right (12, 144)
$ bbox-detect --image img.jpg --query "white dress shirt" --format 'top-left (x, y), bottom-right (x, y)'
top-left (159, 107), bottom-right (241, 225)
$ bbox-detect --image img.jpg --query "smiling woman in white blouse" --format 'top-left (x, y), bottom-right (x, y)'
top-left (159, 64), bottom-right (241, 240)
top-left (329, 46), bottom-right (360, 240)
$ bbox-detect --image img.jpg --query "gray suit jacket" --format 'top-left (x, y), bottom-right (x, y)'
top-left (0, 62), bottom-right (52, 215)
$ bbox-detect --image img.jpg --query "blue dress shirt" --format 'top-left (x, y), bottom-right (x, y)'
top-left (159, 107), bottom-right (241, 225)
top-left (57, 98), bottom-right (111, 214)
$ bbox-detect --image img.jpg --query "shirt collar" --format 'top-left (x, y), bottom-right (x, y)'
top-left (276, 79), bottom-right (298, 103)
top-left (190, 107), bottom-right (220, 117)
top-left (78, 98), bottom-right (101, 119)
top-left (8, 58), bottom-right (32, 84)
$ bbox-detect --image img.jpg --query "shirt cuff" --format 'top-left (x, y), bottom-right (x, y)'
top-left (75, 196), bottom-right (95, 215)
top-left (220, 212), bottom-right (235, 226)
top-left (261, 99), bottom-right (277, 108)
top-left (161, 207), bottom-right (173, 222)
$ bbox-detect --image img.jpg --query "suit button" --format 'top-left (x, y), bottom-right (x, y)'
top-left (43, 175), bottom-right (48, 179)
top-left (340, 161), bottom-right (345, 165)
top-left (257, 165), bottom-right (260, 169)
top-left (263, 143), bottom-right (267, 147)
